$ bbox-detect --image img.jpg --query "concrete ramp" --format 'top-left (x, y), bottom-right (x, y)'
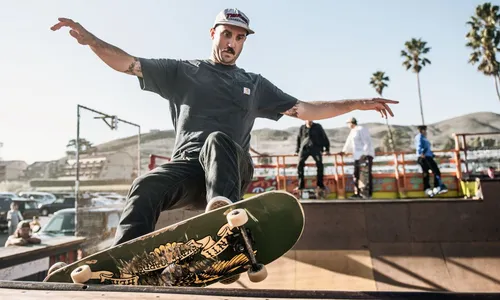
top-left (206, 245), bottom-right (500, 293)
top-left (370, 242), bottom-right (500, 292)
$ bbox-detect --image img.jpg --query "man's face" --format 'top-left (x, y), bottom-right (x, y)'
top-left (347, 122), bottom-right (355, 129)
top-left (210, 24), bottom-right (247, 65)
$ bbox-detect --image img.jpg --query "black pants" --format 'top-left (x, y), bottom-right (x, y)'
top-left (297, 146), bottom-right (324, 189)
top-left (417, 156), bottom-right (442, 190)
top-left (112, 131), bottom-right (254, 246)
top-left (353, 155), bottom-right (374, 196)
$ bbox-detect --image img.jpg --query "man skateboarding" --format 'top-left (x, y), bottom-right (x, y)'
top-left (341, 117), bottom-right (375, 199)
top-left (414, 125), bottom-right (448, 197)
top-left (51, 8), bottom-right (398, 282)
top-left (294, 120), bottom-right (330, 196)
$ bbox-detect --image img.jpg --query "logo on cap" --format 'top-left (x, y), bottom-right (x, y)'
top-left (226, 13), bottom-right (249, 25)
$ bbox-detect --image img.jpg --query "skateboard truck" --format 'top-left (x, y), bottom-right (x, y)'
top-left (226, 209), bottom-right (268, 282)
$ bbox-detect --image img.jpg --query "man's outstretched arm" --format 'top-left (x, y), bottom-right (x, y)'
top-left (51, 18), bottom-right (142, 77)
top-left (282, 99), bottom-right (398, 120)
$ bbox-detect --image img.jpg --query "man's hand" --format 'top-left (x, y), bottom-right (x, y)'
top-left (50, 17), bottom-right (142, 77)
top-left (358, 98), bottom-right (398, 119)
top-left (50, 18), bottom-right (97, 46)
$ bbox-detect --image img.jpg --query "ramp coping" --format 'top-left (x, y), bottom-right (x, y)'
top-left (0, 280), bottom-right (499, 299)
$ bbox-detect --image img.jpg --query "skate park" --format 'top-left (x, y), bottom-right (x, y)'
top-left (2, 1), bottom-right (500, 299)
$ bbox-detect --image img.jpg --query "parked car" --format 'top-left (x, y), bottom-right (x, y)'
top-left (34, 207), bottom-right (122, 256)
top-left (49, 192), bottom-right (75, 199)
top-left (17, 191), bottom-right (57, 207)
top-left (0, 196), bottom-right (40, 230)
top-left (38, 196), bottom-right (75, 216)
top-left (0, 192), bottom-right (18, 198)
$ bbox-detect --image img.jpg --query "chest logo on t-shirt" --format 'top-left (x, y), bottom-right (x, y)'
top-left (243, 87), bottom-right (251, 95)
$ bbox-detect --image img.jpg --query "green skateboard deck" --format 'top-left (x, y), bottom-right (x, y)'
top-left (43, 190), bottom-right (305, 287)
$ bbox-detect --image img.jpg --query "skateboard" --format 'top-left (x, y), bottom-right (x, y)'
top-left (43, 190), bottom-right (305, 287)
top-left (292, 187), bottom-right (327, 200)
top-left (357, 160), bottom-right (370, 198)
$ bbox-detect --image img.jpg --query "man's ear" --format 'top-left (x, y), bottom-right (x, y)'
top-left (209, 27), bottom-right (216, 40)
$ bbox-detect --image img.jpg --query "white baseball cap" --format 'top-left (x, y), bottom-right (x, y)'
top-left (213, 8), bottom-right (255, 35)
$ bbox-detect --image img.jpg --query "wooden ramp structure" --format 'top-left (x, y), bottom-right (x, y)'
top-left (1, 281), bottom-right (499, 300)
top-left (2, 175), bottom-right (500, 298)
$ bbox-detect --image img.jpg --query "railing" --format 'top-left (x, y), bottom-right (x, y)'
top-left (148, 132), bottom-right (499, 200)
top-left (453, 132), bottom-right (500, 179)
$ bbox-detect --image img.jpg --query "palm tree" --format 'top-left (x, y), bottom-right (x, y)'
top-left (66, 138), bottom-right (95, 156)
top-left (370, 71), bottom-right (395, 152)
top-left (401, 38), bottom-right (431, 125)
top-left (465, 2), bottom-right (500, 102)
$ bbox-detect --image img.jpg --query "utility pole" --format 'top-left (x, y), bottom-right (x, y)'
top-left (75, 104), bottom-right (141, 237)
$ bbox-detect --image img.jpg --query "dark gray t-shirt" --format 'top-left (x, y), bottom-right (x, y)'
top-left (137, 58), bottom-right (298, 160)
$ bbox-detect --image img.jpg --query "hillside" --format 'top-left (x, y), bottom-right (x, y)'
top-left (91, 112), bottom-right (500, 167)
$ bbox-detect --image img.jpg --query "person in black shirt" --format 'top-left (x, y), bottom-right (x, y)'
top-left (294, 120), bottom-right (330, 193)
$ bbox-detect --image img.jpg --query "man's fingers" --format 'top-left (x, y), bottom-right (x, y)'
top-left (58, 17), bottom-right (74, 23)
top-left (50, 22), bottom-right (64, 31)
top-left (380, 109), bottom-right (387, 119)
top-left (50, 18), bottom-right (79, 31)
top-left (375, 98), bottom-right (399, 104)
top-left (69, 30), bottom-right (80, 39)
top-left (383, 103), bottom-right (394, 117)
top-left (51, 21), bottom-right (74, 31)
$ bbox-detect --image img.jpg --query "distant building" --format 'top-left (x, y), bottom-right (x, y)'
top-left (23, 159), bottom-right (66, 180)
top-left (0, 160), bottom-right (28, 181)
top-left (60, 151), bottom-right (136, 180)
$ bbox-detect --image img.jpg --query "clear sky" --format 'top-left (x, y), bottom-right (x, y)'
top-left (1, 0), bottom-right (498, 164)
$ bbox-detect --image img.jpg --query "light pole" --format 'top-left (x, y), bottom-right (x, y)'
top-left (75, 104), bottom-right (141, 236)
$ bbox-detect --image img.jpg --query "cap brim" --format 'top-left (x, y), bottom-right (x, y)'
top-left (214, 21), bottom-right (255, 34)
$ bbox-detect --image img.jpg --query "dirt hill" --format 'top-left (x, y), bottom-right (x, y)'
top-left (92, 112), bottom-right (500, 168)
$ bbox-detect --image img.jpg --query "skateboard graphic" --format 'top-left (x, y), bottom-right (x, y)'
top-left (293, 187), bottom-right (328, 200)
top-left (357, 159), bottom-right (370, 199)
top-left (43, 191), bottom-right (305, 287)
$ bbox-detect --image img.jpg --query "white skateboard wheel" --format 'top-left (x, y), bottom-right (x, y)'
top-left (248, 263), bottom-right (268, 282)
top-left (48, 262), bottom-right (67, 275)
top-left (226, 209), bottom-right (248, 227)
top-left (70, 264), bottom-right (92, 284)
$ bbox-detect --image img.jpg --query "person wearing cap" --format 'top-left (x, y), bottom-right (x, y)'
top-left (341, 117), bottom-right (375, 199)
top-left (415, 125), bottom-right (448, 197)
top-left (4, 220), bottom-right (41, 247)
top-left (294, 120), bottom-right (330, 194)
top-left (50, 8), bottom-right (398, 275)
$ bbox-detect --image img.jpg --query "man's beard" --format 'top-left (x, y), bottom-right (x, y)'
top-left (213, 46), bottom-right (238, 65)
